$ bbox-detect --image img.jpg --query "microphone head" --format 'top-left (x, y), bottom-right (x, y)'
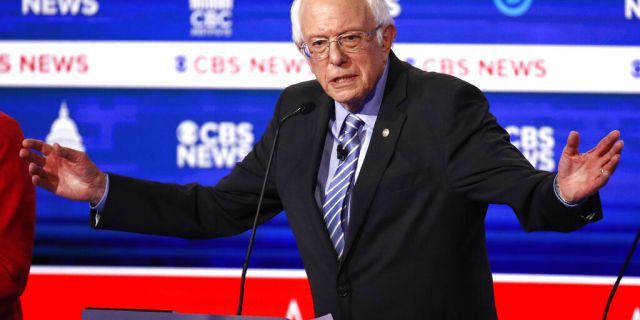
top-left (279, 102), bottom-right (316, 124)
top-left (298, 102), bottom-right (315, 114)
top-left (336, 144), bottom-right (347, 161)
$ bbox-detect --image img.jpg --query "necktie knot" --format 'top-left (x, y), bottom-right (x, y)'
top-left (339, 114), bottom-right (364, 155)
top-left (343, 113), bottom-right (364, 137)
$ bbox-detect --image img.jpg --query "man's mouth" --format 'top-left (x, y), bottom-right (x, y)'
top-left (331, 75), bottom-right (357, 85)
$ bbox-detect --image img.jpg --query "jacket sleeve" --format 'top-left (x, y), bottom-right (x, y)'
top-left (0, 114), bottom-right (36, 305)
top-left (442, 82), bottom-right (601, 232)
top-left (92, 93), bottom-right (287, 239)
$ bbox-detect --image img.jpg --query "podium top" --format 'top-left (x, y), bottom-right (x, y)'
top-left (82, 309), bottom-right (287, 320)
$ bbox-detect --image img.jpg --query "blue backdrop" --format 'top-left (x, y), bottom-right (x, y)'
top-left (1, 0), bottom-right (639, 276)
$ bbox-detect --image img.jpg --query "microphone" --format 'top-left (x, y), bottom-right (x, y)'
top-left (236, 102), bottom-right (314, 316)
top-left (336, 144), bottom-right (347, 161)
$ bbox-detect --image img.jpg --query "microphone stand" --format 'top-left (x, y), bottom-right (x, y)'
top-left (236, 104), bottom-right (312, 316)
top-left (602, 228), bottom-right (640, 320)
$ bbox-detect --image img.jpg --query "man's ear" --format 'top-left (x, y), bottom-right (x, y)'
top-left (381, 24), bottom-right (397, 53)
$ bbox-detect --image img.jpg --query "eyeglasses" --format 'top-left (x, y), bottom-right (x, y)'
top-left (300, 24), bottom-right (383, 60)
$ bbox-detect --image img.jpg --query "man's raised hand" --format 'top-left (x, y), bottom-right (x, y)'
top-left (19, 139), bottom-right (106, 204)
top-left (557, 130), bottom-right (623, 203)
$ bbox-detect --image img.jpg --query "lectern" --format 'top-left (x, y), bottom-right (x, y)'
top-left (82, 308), bottom-right (287, 320)
top-left (82, 308), bottom-right (334, 320)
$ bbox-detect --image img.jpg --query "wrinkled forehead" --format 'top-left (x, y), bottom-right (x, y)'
top-left (299, 0), bottom-right (374, 40)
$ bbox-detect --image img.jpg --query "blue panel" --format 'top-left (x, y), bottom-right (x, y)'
top-left (1, 0), bottom-right (639, 44)
top-left (1, 88), bottom-right (303, 268)
top-left (2, 88), bottom-right (639, 275)
top-left (2, 0), bottom-right (640, 277)
top-left (485, 92), bottom-right (640, 276)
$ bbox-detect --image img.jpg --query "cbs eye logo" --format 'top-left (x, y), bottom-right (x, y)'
top-left (494, 0), bottom-right (532, 17)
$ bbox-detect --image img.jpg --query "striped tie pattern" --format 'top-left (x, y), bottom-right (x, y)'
top-left (323, 113), bottom-right (364, 259)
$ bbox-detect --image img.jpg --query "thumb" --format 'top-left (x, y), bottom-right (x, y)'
top-left (562, 131), bottom-right (580, 156)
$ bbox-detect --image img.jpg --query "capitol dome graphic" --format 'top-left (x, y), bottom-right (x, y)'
top-left (46, 101), bottom-right (86, 152)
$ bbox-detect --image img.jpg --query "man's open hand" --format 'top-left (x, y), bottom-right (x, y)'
top-left (19, 139), bottom-right (106, 204)
top-left (557, 130), bottom-right (623, 203)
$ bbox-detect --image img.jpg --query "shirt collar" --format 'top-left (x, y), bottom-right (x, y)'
top-left (333, 61), bottom-right (389, 137)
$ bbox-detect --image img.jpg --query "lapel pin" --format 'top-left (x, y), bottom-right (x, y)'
top-left (382, 128), bottom-right (390, 137)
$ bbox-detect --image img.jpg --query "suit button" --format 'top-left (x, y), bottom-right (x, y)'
top-left (337, 285), bottom-right (350, 297)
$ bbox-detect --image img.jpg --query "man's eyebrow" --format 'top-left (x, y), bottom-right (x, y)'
top-left (307, 33), bottom-right (328, 39)
top-left (306, 26), bottom-right (365, 39)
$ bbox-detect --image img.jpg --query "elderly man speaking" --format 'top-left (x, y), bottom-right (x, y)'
top-left (21, 0), bottom-right (623, 319)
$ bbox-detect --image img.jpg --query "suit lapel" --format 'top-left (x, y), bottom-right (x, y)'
top-left (340, 53), bottom-right (409, 268)
top-left (302, 92), bottom-right (333, 196)
top-left (298, 90), bottom-right (339, 259)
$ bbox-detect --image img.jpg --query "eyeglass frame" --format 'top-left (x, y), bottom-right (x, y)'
top-left (299, 23), bottom-right (384, 60)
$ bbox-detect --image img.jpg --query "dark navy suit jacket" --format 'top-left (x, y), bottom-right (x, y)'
top-left (93, 52), bottom-right (601, 319)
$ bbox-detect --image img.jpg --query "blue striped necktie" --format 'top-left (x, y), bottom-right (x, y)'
top-left (323, 113), bottom-right (364, 259)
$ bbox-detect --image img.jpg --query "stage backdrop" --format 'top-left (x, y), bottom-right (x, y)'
top-left (1, 0), bottom-right (640, 319)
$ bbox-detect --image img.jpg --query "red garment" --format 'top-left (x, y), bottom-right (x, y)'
top-left (0, 113), bottom-right (35, 320)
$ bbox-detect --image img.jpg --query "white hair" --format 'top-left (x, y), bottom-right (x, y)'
top-left (290, 0), bottom-right (395, 46)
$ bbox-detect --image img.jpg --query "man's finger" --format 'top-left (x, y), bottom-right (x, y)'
top-left (32, 175), bottom-right (55, 193)
top-left (19, 148), bottom-right (47, 167)
top-left (28, 162), bottom-right (47, 179)
top-left (22, 139), bottom-right (53, 155)
top-left (29, 163), bottom-right (59, 193)
top-left (602, 154), bottom-right (621, 177)
top-left (593, 130), bottom-right (621, 157)
top-left (596, 140), bottom-right (624, 168)
top-left (562, 131), bottom-right (580, 156)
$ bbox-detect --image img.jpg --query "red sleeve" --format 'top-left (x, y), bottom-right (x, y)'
top-left (0, 113), bottom-right (35, 306)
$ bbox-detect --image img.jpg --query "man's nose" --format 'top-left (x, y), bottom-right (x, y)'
top-left (328, 41), bottom-right (347, 66)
